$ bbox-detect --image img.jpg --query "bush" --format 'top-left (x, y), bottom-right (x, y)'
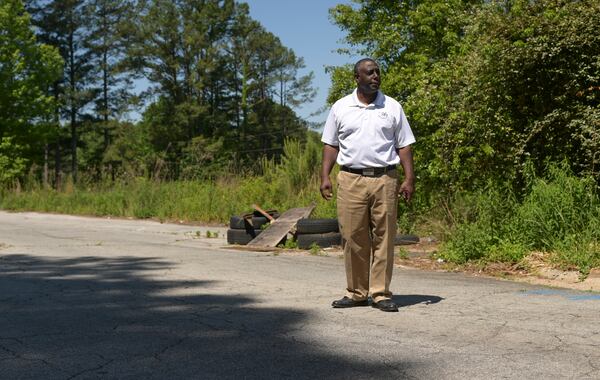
top-left (0, 138), bottom-right (28, 186)
top-left (439, 164), bottom-right (600, 273)
top-left (515, 165), bottom-right (600, 250)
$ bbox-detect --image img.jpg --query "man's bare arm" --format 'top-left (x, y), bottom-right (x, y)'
top-left (320, 144), bottom-right (340, 200)
top-left (397, 146), bottom-right (415, 202)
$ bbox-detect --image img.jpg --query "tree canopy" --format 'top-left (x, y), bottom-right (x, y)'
top-left (5, 0), bottom-right (597, 191)
top-left (329, 0), bottom-right (600, 192)
top-left (1, 0), bottom-right (317, 184)
top-left (0, 0), bottom-right (62, 184)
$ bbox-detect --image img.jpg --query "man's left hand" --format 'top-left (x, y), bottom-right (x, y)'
top-left (398, 180), bottom-right (414, 202)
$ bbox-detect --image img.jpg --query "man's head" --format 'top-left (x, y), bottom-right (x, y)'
top-left (354, 58), bottom-right (380, 95)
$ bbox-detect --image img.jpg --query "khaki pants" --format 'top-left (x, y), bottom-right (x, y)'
top-left (337, 170), bottom-right (398, 303)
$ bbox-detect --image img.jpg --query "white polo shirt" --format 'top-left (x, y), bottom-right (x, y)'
top-left (321, 89), bottom-right (415, 169)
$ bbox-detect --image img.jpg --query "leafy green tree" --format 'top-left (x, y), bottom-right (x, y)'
top-left (179, 135), bottom-right (226, 180)
top-left (129, 1), bottom-right (314, 177)
top-left (226, 4), bottom-right (267, 139)
top-left (330, 0), bottom-right (482, 100)
top-left (411, 0), bottom-right (600, 190)
top-left (329, 0), bottom-right (600, 193)
top-left (15, 0), bottom-right (316, 183)
top-left (128, 0), bottom-right (235, 149)
top-left (274, 49), bottom-right (315, 109)
top-left (27, 0), bottom-right (97, 183)
top-left (0, 138), bottom-right (28, 186)
top-left (0, 0), bottom-right (62, 184)
top-left (103, 121), bottom-right (154, 179)
top-left (325, 64), bottom-right (354, 105)
top-left (220, 3), bottom-right (313, 162)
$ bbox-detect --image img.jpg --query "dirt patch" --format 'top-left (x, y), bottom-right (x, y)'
top-left (394, 242), bottom-right (600, 292)
top-left (226, 238), bottom-right (600, 292)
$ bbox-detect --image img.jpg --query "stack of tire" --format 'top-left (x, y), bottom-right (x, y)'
top-left (295, 218), bottom-right (341, 249)
top-left (227, 210), bottom-right (279, 245)
top-left (294, 218), bottom-right (420, 249)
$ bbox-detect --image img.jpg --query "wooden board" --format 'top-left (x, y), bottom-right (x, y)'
top-left (223, 245), bottom-right (282, 253)
top-left (246, 205), bottom-right (315, 247)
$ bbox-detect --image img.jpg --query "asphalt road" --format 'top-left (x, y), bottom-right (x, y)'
top-left (0, 211), bottom-right (599, 379)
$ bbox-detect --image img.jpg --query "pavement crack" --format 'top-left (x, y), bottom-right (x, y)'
top-left (582, 358), bottom-right (600, 378)
top-left (66, 359), bottom-right (115, 379)
top-left (0, 345), bottom-right (68, 375)
top-left (0, 337), bottom-right (24, 345)
top-left (154, 337), bottom-right (186, 361)
top-left (381, 357), bottom-right (415, 379)
top-left (0, 343), bottom-right (18, 357)
top-left (12, 333), bottom-right (64, 341)
top-left (35, 231), bottom-right (84, 241)
top-left (456, 321), bottom-right (508, 350)
top-left (501, 346), bottom-right (563, 359)
top-left (188, 313), bottom-right (238, 334)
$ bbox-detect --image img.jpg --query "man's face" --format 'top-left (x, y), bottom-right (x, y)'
top-left (355, 61), bottom-right (380, 94)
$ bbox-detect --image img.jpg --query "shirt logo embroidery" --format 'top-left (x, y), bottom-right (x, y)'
top-left (378, 111), bottom-right (389, 120)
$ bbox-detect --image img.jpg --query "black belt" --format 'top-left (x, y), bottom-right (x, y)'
top-left (340, 165), bottom-right (396, 177)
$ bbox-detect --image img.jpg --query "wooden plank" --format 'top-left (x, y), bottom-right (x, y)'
top-left (246, 205), bottom-right (315, 247)
top-left (224, 245), bottom-right (282, 253)
top-left (252, 204), bottom-right (275, 221)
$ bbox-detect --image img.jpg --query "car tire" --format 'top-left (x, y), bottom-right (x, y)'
top-left (296, 232), bottom-right (342, 249)
top-left (227, 228), bottom-right (262, 245)
top-left (395, 234), bottom-right (420, 245)
top-left (296, 218), bottom-right (339, 234)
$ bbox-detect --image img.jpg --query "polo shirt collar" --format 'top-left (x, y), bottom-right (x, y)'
top-left (351, 88), bottom-right (385, 108)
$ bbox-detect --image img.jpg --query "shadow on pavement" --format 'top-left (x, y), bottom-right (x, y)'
top-left (392, 294), bottom-right (444, 308)
top-left (0, 254), bottom-right (419, 379)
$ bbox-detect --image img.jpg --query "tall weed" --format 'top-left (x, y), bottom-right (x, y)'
top-left (439, 186), bottom-right (524, 263)
top-left (439, 164), bottom-right (600, 272)
top-left (515, 165), bottom-right (600, 249)
top-left (0, 137), bottom-right (336, 223)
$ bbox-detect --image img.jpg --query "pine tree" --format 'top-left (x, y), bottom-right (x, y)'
top-left (85, 0), bottom-right (135, 151)
top-left (27, 0), bottom-right (96, 183)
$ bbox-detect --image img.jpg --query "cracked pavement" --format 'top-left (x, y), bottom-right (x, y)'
top-left (0, 211), bottom-right (599, 379)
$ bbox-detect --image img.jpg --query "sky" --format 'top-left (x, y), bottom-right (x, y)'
top-left (243, 0), bottom-right (359, 125)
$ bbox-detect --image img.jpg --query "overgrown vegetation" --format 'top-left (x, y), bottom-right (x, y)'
top-left (328, 0), bottom-right (600, 275)
top-left (0, 134), bottom-right (337, 222)
top-left (438, 164), bottom-right (600, 275)
top-left (2, 0), bottom-right (599, 276)
top-left (331, 0), bottom-right (600, 192)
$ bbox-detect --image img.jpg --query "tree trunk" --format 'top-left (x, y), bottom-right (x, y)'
top-left (69, 16), bottom-right (78, 183)
top-left (71, 108), bottom-right (77, 183)
top-left (103, 47), bottom-right (109, 150)
top-left (241, 62), bottom-right (249, 142)
top-left (43, 143), bottom-right (49, 189)
top-left (54, 139), bottom-right (62, 190)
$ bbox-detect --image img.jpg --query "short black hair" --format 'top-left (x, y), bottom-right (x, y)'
top-left (353, 58), bottom-right (377, 76)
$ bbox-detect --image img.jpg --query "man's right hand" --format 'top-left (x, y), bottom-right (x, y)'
top-left (320, 177), bottom-right (333, 200)
top-left (320, 144), bottom-right (339, 201)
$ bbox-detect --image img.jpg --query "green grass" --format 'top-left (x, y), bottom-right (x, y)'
top-left (438, 164), bottom-right (600, 275)
top-left (0, 136), bottom-right (337, 223)
top-left (2, 141), bottom-right (598, 276)
top-left (396, 247), bottom-right (409, 260)
top-left (0, 176), bottom-right (338, 223)
top-left (308, 242), bottom-right (323, 255)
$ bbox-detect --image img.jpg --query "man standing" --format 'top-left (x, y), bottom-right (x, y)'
top-left (320, 58), bottom-right (415, 312)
